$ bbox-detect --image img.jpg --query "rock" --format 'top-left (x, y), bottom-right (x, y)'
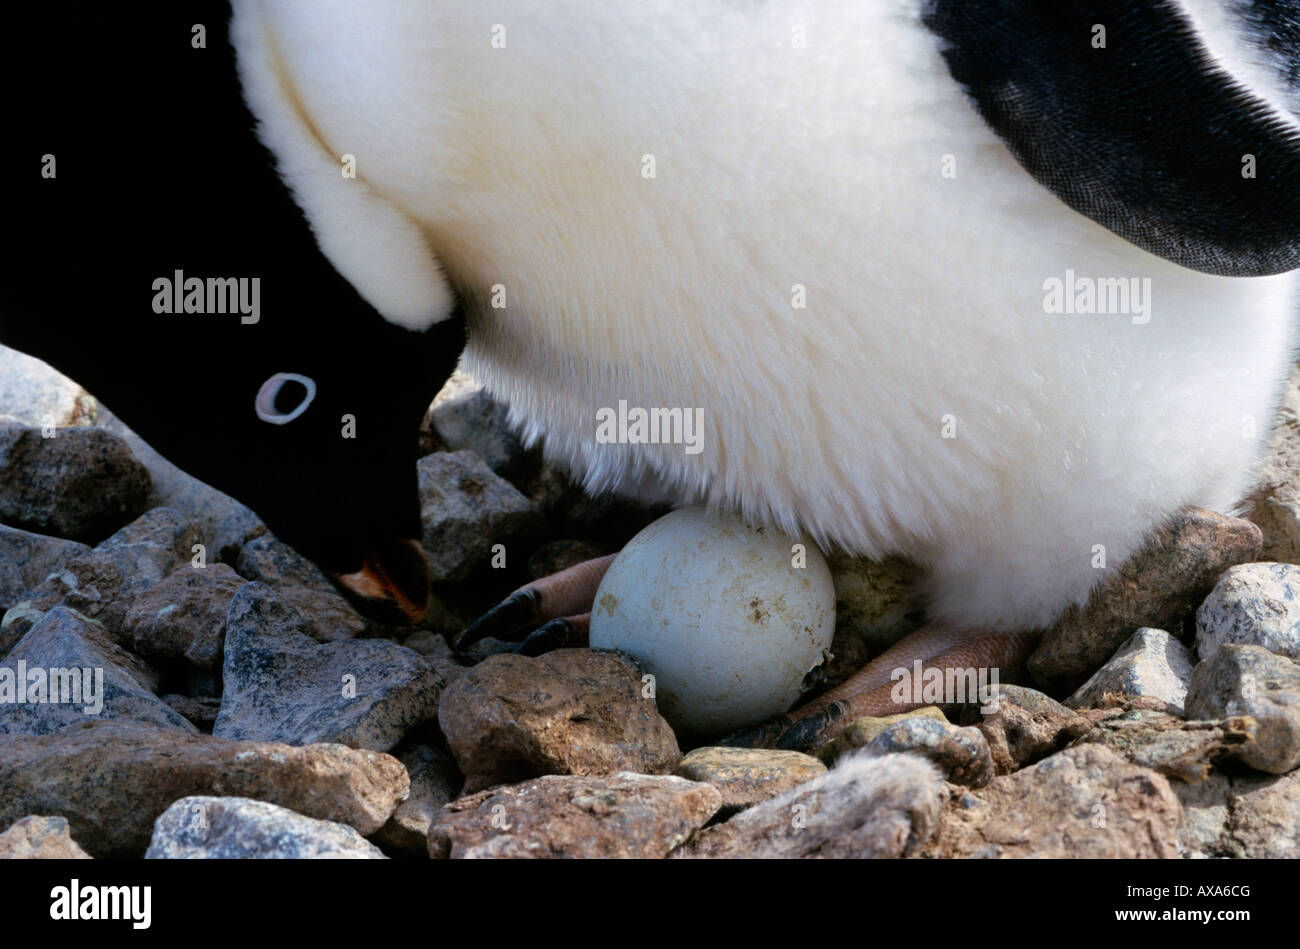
top-left (162, 695), bottom-right (221, 731)
top-left (0, 815), bottom-right (92, 859)
top-left (417, 450), bottom-right (547, 586)
top-left (1219, 769), bottom-right (1300, 858)
top-left (439, 648), bottom-right (680, 793)
top-left (0, 346), bottom-right (97, 429)
top-left (400, 630), bottom-right (468, 683)
top-left (375, 744), bottom-right (461, 854)
top-left (1066, 627), bottom-right (1196, 714)
top-left (527, 539), bottom-right (607, 580)
top-left (815, 707), bottom-right (949, 765)
top-left (674, 747), bottom-right (826, 815)
top-left (0, 422), bottom-right (151, 544)
top-left (146, 797), bottom-right (386, 859)
top-left (1184, 644), bottom-right (1300, 773)
top-left (95, 408), bottom-right (262, 561)
top-left (1196, 562), bottom-right (1300, 663)
top-left (0, 719), bottom-right (408, 856)
top-left (825, 553), bottom-right (924, 653)
top-left (817, 627), bottom-right (871, 693)
top-left (0, 507), bottom-right (200, 654)
top-left (427, 370), bottom-right (534, 480)
top-left (560, 493), bottom-right (668, 550)
top-left (860, 717), bottom-right (994, 787)
top-left (1072, 708), bottom-right (1257, 782)
top-left (0, 606), bottom-right (193, 736)
top-left (1029, 509), bottom-right (1263, 692)
top-left (677, 751), bottom-right (945, 858)
top-left (1173, 773), bottom-right (1234, 859)
top-left (1244, 366), bottom-right (1300, 563)
top-left (0, 525), bottom-right (89, 613)
top-left (972, 684), bottom-right (1092, 774)
top-left (213, 584), bottom-right (445, 752)
top-left (429, 772), bottom-right (720, 859)
top-left (121, 563), bottom-right (246, 670)
top-left (921, 745), bottom-right (1181, 858)
top-left (234, 534), bottom-right (365, 642)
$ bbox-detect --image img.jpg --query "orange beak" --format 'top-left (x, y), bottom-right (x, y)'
top-left (331, 538), bottom-right (431, 625)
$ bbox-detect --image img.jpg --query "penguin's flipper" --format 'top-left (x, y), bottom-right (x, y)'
top-left (924, 0), bottom-right (1300, 276)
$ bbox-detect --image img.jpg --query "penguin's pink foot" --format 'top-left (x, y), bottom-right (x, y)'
top-left (722, 623), bottom-right (1040, 752)
top-left (454, 555), bottom-right (615, 654)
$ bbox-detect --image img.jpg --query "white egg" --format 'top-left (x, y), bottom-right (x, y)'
top-left (590, 505), bottom-right (836, 735)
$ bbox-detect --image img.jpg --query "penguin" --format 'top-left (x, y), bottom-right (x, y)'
top-left (7, 2), bottom-right (1300, 747)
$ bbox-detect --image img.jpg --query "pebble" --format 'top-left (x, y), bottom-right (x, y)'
top-left (677, 751), bottom-right (945, 859)
top-left (0, 524), bottom-right (89, 613)
top-left (121, 562), bottom-right (246, 669)
top-left (375, 744), bottom-right (462, 854)
top-left (1184, 644), bottom-right (1300, 774)
top-left (825, 553), bottom-right (924, 653)
top-left (0, 346), bottom-right (97, 429)
top-left (0, 421), bottom-right (151, 543)
top-left (1029, 508), bottom-right (1262, 692)
top-left (438, 648), bottom-right (680, 793)
top-left (417, 450), bottom-right (548, 585)
top-left (1244, 366), bottom-right (1300, 563)
top-left (860, 716), bottom-right (994, 787)
top-left (1173, 768), bottom-right (1300, 858)
top-left (0, 815), bottom-right (92, 859)
top-left (1073, 708), bottom-right (1256, 782)
top-left (235, 533), bottom-right (366, 642)
top-left (1196, 562), bottom-right (1300, 662)
top-left (146, 797), bottom-right (386, 859)
top-left (922, 744), bottom-right (1181, 858)
top-left (429, 772), bottom-right (721, 859)
top-left (972, 684), bottom-right (1092, 774)
top-left (427, 370), bottom-right (535, 480)
top-left (674, 747), bottom-right (826, 815)
top-left (213, 584), bottom-right (446, 752)
top-left (0, 719), bottom-right (408, 857)
top-left (0, 507), bottom-right (200, 654)
top-left (0, 605), bottom-right (194, 736)
top-left (815, 707), bottom-right (949, 765)
top-left (1066, 627), bottom-right (1196, 714)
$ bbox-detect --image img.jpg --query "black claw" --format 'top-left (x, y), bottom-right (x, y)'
top-left (454, 589), bottom-right (541, 651)
top-left (776, 703), bottom-right (846, 752)
top-left (514, 617), bottom-right (587, 657)
top-left (717, 716), bottom-right (794, 750)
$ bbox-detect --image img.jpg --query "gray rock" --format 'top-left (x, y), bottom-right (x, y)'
top-left (0, 606), bottom-right (194, 736)
top-left (375, 744), bottom-right (461, 854)
top-left (430, 772), bottom-right (721, 859)
top-left (146, 796), bottom-right (386, 859)
top-left (234, 533), bottom-right (365, 642)
top-left (439, 648), bottom-right (681, 794)
top-left (974, 684), bottom-right (1093, 774)
top-left (0, 524), bottom-right (89, 613)
top-left (863, 716), bottom-right (994, 787)
top-left (1244, 366), bottom-right (1300, 563)
top-left (0, 719), bottom-right (409, 856)
top-left (1073, 708), bottom-right (1256, 782)
top-left (428, 370), bottom-right (531, 479)
top-left (0, 507), bottom-right (200, 654)
top-left (674, 747), bottom-right (826, 815)
top-left (825, 553), bottom-right (923, 653)
top-left (676, 751), bottom-right (945, 858)
top-left (0, 422), bottom-right (150, 543)
top-left (417, 450), bottom-right (547, 585)
top-left (0, 346), bottom-right (97, 429)
top-left (1173, 773), bottom-right (1234, 858)
top-left (1029, 508), bottom-right (1262, 692)
top-left (96, 408), bottom-right (262, 561)
top-left (121, 563), bottom-right (246, 669)
top-left (1067, 627), bottom-right (1196, 714)
top-left (1185, 644), bottom-right (1300, 774)
top-left (213, 584), bottom-right (445, 752)
top-left (1196, 562), bottom-right (1300, 663)
top-left (0, 815), bottom-right (92, 859)
top-left (1172, 768), bottom-right (1300, 859)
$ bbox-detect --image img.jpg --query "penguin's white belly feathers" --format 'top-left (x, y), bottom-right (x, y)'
top-left (232, 0), bottom-right (1300, 630)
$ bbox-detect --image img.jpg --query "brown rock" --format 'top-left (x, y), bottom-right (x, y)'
top-left (1220, 769), bottom-right (1300, 858)
top-left (121, 563), bottom-right (246, 669)
top-left (674, 747), bottom-right (826, 814)
top-left (815, 707), bottom-right (949, 765)
top-left (0, 524), bottom-right (89, 613)
top-left (825, 553), bottom-right (923, 653)
top-left (1071, 708), bottom-right (1257, 782)
top-left (375, 744), bottom-right (462, 854)
top-left (1244, 366), bottom-right (1300, 563)
top-left (429, 772), bottom-right (720, 859)
top-left (861, 717), bottom-right (994, 788)
top-left (973, 685), bottom-right (1092, 774)
top-left (1184, 644), bottom-right (1300, 774)
top-left (1029, 508), bottom-right (1262, 692)
top-left (0, 816), bottom-right (91, 859)
top-left (439, 648), bottom-right (680, 793)
top-left (676, 751), bottom-right (945, 858)
top-left (922, 744), bottom-right (1181, 858)
top-left (0, 719), bottom-right (409, 856)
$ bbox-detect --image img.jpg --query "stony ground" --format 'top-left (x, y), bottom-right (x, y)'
top-left (1, 343), bottom-right (1299, 859)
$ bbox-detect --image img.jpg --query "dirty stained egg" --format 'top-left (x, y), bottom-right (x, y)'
top-left (589, 505), bottom-right (836, 735)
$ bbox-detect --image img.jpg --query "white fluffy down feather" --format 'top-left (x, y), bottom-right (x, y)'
top-left (230, 1), bottom-right (1300, 631)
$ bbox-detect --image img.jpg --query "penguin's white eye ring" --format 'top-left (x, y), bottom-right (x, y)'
top-left (255, 372), bottom-right (317, 425)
